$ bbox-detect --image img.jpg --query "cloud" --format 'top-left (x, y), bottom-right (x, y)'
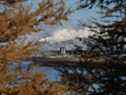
top-left (39, 27), bottom-right (95, 43)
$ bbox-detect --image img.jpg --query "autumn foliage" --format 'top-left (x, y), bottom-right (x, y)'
top-left (0, 0), bottom-right (69, 94)
top-left (0, 0), bottom-right (67, 63)
top-left (0, 0), bottom-right (126, 95)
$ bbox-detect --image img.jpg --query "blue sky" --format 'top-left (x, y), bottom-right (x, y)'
top-left (23, 0), bottom-right (118, 49)
top-left (27, 0), bottom-right (102, 27)
top-left (24, 0), bottom-right (101, 46)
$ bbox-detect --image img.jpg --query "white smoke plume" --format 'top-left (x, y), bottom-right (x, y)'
top-left (39, 27), bottom-right (95, 43)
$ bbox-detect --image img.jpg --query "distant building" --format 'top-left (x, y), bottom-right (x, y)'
top-left (60, 47), bottom-right (66, 55)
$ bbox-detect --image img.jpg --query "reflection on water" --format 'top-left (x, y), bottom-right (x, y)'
top-left (32, 67), bottom-right (61, 81)
top-left (19, 61), bottom-right (61, 81)
top-left (9, 61), bottom-right (126, 94)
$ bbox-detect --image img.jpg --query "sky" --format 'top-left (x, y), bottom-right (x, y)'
top-left (26, 0), bottom-right (102, 27)
top-left (29, 2), bottom-right (99, 30)
top-left (19, 0), bottom-right (102, 50)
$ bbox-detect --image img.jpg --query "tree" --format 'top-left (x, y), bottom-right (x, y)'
top-left (58, 0), bottom-right (126, 94)
top-left (0, 0), bottom-right (68, 65)
top-left (0, 0), bottom-right (68, 94)
top-left (0, 0), bottom-right (126, 94)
